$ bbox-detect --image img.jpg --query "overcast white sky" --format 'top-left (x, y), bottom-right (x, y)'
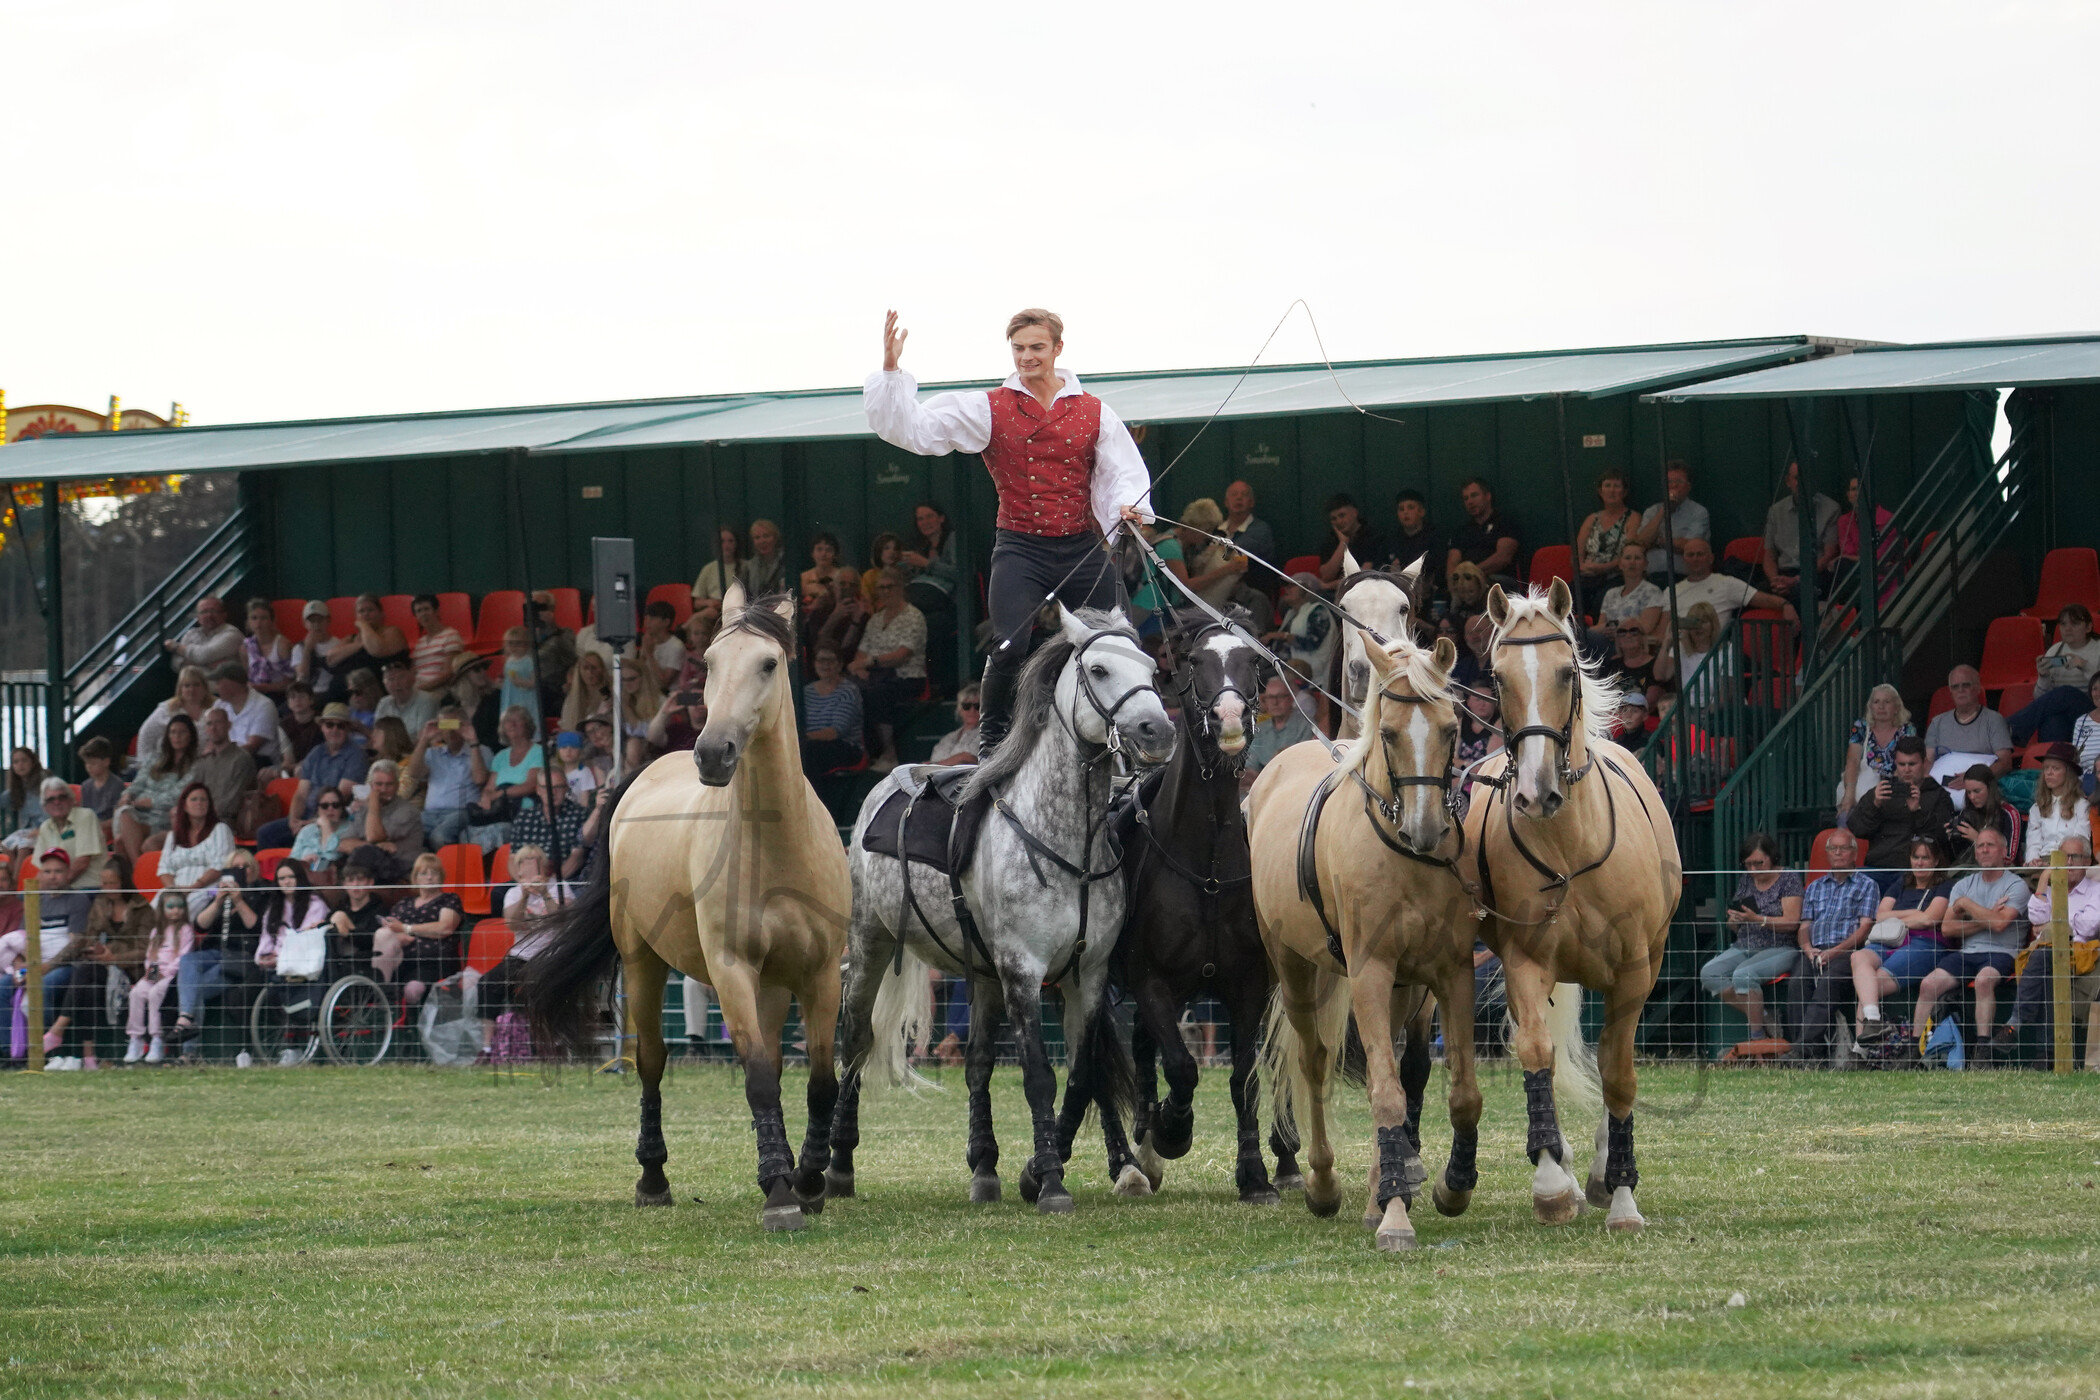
top-left (6, 1), bottom-right (2096, 426)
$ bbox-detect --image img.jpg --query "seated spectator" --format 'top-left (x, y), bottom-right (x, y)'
top-left (162, 594), bottom-right (242, 676)
top-left (116, 714), bottom-right (200, 862)
top-left (2068, 674), bottom-right (2100, 780)
top-left (125, 890), bottom-right (195, 1064)
top-left (369, 717), bottom-right (415, 782)
top-left (498, 625), bottom-right (541, 726)
top-left (1698, 832), bottom-right (1804, 1040)
top-left (1821, 475), bottom-right (1901, 602)
top-left (211, 660), bottom-right (282, 768)
top-left (328, 849), bottom-right (392, 973)
top-left (1926, 665), bottom-right (2012, 785)
top-left (280, 681), bottom-right (322, 765)
top-left (528, 594), bottom-right (580, 716)
top-left (1785, 829), bottom-right (1880, 1061)
top-left (1608, 691), bottom-right (1649, 742)
top-left (850, 569), bottom-right (927, 774)
top-left (1669, 538), bottom-right (1793, 632)
top-left (478, 844), bottom-right (574, 1059)
top-left (1574, 469), bottom-right (1638, 617)
top-left (2007, 604), bottom-right (2100, 745)
top-left (257, 701), bottom-right (369, 851)
top-left (192, 708), bottom-right (259, 839)
top-left (1850, 838), bottom-right (1954, 1042)
top-left (373, 851), bottom-right (462, 1008)
top-left (345, 668), bottom-right (382, 733)
top-left (409, 708), bottom-right (489, 849)
top-left (293, 599), bottom-right (340, 700)
top-left (342, 758), bottom-right (425, 878)
top-left (860, 532), bottom-right (904, 606)
top-left (288, 786), bottom-right (351, 880)
top-left (76, 737), bottom-right (123, 839)
top-left (553, 730), bottom-right (597, 799)
top-left (648, 681), bottom-right (707, 756)
top-left (1383, 489), bottom-right (1441, 584)
top-left (902, 503), bottom-right (960, 612)
top-left (137, 665), bottom-right (213, 768)
top-left (742, 518), bottom-right (787, 596)
top-left (580, 716), bottom-right (617, 788)
top-left (1319, 493), bottom-right (1386, 585)
top-left (1636, 460), bottom-right (1708, 580)
top-left (1452, 612), bottom-right (1495, 698)
top-left (1914, 826), bottom-right (2028, 1060)
top-left (694, 526), bottom-right (745, 605)
top-left (508, 768), bottom-right (592, 880)
top-left (562, 649), bottom-right (616, 733)
top-left (2026, 743), bottom-right (2090, 863)
top-left (34, 778), bottom-right (106, 888)
top-left (1759, 462), bottom-right (1840, 598)
top-left (1839, 683), bottom-right (1916, 818)
top-left (1596, 542), bottom-right (1666, 643)
top-left (321, 594), bottom-right (410, 698)
top-left (375, 654), bottom-right (438, 737)
top-left (1444, 479), bottom-right (1518, 590)
top-left (159, 782), bottom-right (237, 918)
top-left (409, 594), bottom-right (465, 695)
top-left (472, 706), bottom-right (546, 841)
top-left (1242, 676), bottom-right (1314, 794)
top-left (168, 859), bottom-right (261, 1052)
top-left (2000, 833), bottom-right (2100, 1062)
top-left (636, 601), bottom-right (689, 695)
top-left (1446, 563), bottom-right (1490, 628)
top-left (801, 646), bottom-right (865, 774)
top-left (1263, 573), bottom-right (1336, 687)
top-left (1599, 621), bottom-right (1666, 711)
top-left (21, 850), bottom-right (95, 1061)
top-left (681, 598), bottom-right (722, 683)
top-left (802, 531), bottom-right (859, 597)
top-left (1948, 765), bottom-right (2020, 865)
top-left (930, 684), bottom-right (982, 766)
top-left (1456, 691), bottom-right (1503, 774)
top-left (253, 862), bottom-right (330, 1060)
top-left (242, 597), bottom-right (298, 702)
top-left (1128, 518), bottom-right (1187, 633)
top-left (1667, 603), bottom-right (1729, 709)
top-left (1847, 737), bottom-right (1956, 880)
top-left (44, 856), bottom-right (147, 1067)
top-left (1175, 499), bottom-right (1245, 609)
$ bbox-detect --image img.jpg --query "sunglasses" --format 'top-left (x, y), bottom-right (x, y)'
top-left (322, 720), bottom-right (348, 729)
top-left (959, 702), bottom-right (980, 711)
top-left (317, 801), bottom-right (343, 810)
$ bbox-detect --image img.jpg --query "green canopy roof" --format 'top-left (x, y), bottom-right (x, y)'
top-left (1648, 335), bottom-right (2100, 401)
top-left (0, 337), bottom-right (1817, 483)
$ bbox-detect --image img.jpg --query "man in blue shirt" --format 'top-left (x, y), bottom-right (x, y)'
top-left (255, 702), bottom-right (371, 849)
top-left (410, 705), bottom-right (492, 848)
top-left (1788, 829), bottom-right (1882, 1061)
top-left (1243, 676), bottom-right (1315, 794)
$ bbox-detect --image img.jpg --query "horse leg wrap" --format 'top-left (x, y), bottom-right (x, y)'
top-left (1154, 1095), bottom-right (1195, 1153)
top-left (1444, 1129), bottom-right (1480, 1193)
top-left (966, 1127), bottom-right (998, 1178)
top-left (635, 1094), bottom-right (667, 1169)
top-left (1604, 1112), bottom-right (1638, 1191)
top-left (752, 1109), bottom-right (795, 1193)
top-left (1402, 1095), bottom-right (1424, 1160)
top-left (1523, 1068), bottom-right (1563, 1165)
top-left (1376, 1124), bottom-right (1415, 1209)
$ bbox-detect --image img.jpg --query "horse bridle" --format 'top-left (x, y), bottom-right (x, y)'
top-left (1063, 627), bottom-right (1166, 763)
top-left (1355, 684), bottom-right (1466, 861)
top-left (1166, 621), bottom-right (1253, 782)
top-left (1493, 627), bottom-right (1596, 789)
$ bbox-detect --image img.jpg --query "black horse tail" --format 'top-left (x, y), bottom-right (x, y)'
top-left (1084, 987), bottom-right (1138, 1130)
top-left (521, 772), bottom-right (639, 1056)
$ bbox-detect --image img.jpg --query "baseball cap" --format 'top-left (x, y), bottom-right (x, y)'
top-left (556, 730), bottom-right (584, 748)
top-left (303, 599), bottom-right (330, 620)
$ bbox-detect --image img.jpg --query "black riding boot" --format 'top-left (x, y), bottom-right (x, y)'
top-left (977, 655), bottom-right (1020, 760)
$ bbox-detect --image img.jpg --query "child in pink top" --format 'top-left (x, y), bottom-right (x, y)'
top-left (125, 892), bottom-right (195, 1064)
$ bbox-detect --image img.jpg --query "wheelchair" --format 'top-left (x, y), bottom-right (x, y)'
top-left (248, 936), bottom-right (398, 1067)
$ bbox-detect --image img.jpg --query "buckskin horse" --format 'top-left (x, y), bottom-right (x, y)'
top-left (522, 583), bottom-right (851, 1232)
top-left (828, 606), bottom-right (1174, 1213)
top-left (1465, 580), bottom-right (1681, 1233)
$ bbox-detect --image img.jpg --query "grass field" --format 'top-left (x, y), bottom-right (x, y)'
top-left (3, 1060), bottom-right (2096, 1398)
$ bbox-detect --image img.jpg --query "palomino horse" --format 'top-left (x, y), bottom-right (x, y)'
top-left (830, 607), bottom-right (1174, 1213)
top-left (1465, 580), bottom-right (1680, 1233)
top-left (523, 583), bottom-right (851, 1232)
top-left (1115, 615), bottom-right (1302, 1203)
top-left (1249, 629), bottom-right (1481, 1252)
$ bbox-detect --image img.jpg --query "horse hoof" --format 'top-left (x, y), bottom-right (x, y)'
top-left (1402, 1157), bottom-right (1429, 1192)
top-left (635, 1187), bottom-right (675, 1208)
top-left (761, 1202), bottom-right (807, 1232)
top-left (1112, 1164), bottom-right (1154, 1198)
top-left (1585, 1176), bottom-right (1612, 1211)
top-left (1036, 1184), bottom-right (1075, 1215)
top-left (1432, 1181), bottom-right (1473, 1218)
top-left (1375, 1226), bottom-right (1419, 1252)
top-left (793, 1178), bottom-right (826, 1215)
top-left (824, 1168), bottom-right (855, 1199)
top-left (1606, 1186), bottom-right (1646, 1234)
top-left (1134, 1135), bottom-right (1168, 1192)
top-left (969, 1173), bottom-right (1002, 1204)
top-left (1241, 1187), bottom-right (1281, 1207)
top-left (1273, 1171), bottom-right (1306, 1194)
top-left (1305, 1189), bottom-right (1343, 1219)
top-left (1362, 1205), bottom-right (1382, 1230)
top-left (1018, 1165), bottom-right (1041, 1205)
top-left (1533, 1187), bottom-right (1581, 1226)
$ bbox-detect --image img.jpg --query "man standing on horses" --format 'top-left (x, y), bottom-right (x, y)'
top-left (864, 309), bottom-right (1154, 754)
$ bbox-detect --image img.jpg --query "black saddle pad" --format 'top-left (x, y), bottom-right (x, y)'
top-left (861, 770), bottom-right (993, 875)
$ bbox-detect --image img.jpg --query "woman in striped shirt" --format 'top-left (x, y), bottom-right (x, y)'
top-left (801, 647), bottom-right (864, 774)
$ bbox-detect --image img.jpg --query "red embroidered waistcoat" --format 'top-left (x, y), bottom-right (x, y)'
top-left (983, 386), bottom-right (1101, 537)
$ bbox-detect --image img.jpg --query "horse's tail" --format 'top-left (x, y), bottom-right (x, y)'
top-left (521, 773), bottom-right (638, 1057)
top-left (1545, 981), bottom-right (1602, 1119)
top-left (1079, 986), bottom-right (1137, 1130)
top-left (1260, 967), bottom-right (1356, 1139)
top-left (860, 941), bottom-right (935, 1093)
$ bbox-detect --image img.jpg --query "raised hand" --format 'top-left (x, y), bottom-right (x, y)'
top-left (883, 310), bottom-right (908, 372)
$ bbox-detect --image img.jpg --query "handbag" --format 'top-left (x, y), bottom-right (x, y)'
top-left (1868, 917), bottom-right (1907, 948)
top-left (277, 926), bottom-right (329, 980)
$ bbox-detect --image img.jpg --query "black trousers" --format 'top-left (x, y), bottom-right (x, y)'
top-left (980, 529), bottom-right (1124, 749)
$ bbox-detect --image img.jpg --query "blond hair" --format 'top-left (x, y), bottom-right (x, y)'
top-left (1864, 682), bottom-right (1912, 731)
top-left (1006, 308), bottom-right (1063, 342)
top-left (409, 852), bottom-right (446, 885)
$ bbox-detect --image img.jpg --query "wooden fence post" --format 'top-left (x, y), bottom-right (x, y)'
top-left (2049, 849), bottom-right (2072, 1073)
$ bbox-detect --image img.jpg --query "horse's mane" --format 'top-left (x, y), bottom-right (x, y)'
top-left (719, 592), bottom-right (795, 652)
top-left (1337, 633), bottom-right (1456, 779)
top-left (964, 609), bottom-right (1137, 802)
top-left (1488, 589), bottom-right (1620, 746)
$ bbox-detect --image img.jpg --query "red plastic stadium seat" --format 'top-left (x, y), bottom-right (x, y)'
top-left (1997, 682), bottom-right (2034, 717)
top-left (1723, 536), bottom-right (1765, 570)
top-left (134, 849), bottom-right (163, 895)
top-left (645, 583), bottom-right (694, 628)
top-left (1977, 615), bottom-right (2044, 691)
top-left (264, 775), bottom-right (299, 818)
top-left (256, 847), bottom-right (293, 879)
top-left (1528, 545), bottom-right (1573, 591)
top-left (488, 844), bottom-right (512, 892)
top-left (380, 594), bottom-right (422, 645)
top-left (1927, 686), bottom-right (1955, 721)
top-left (473, 592), bottom-right (527, 654)
top-left (2020, 739), bottom-right (2054, 771)
top-left (465, 919), bottom-right (514, 975)
top-left (439, 843), bottom-right (491, 916)
top-left (1808, 827), bottom-right (1842, 875)
top-left (1281, 554), bottom-right (1324, 580)
top-left (546, 587), bottom-right (585, 633)
top-left (2024, 548), bottom-right (2100, 621)
top-left (272, 599), bottom-right (309, 641)
top-left (327, 596), bottom-right (359, 639)
top-left (436, 593), bottom-right (475, 640)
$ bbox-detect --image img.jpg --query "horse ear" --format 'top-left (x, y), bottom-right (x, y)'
top-left (769, 593), bottom-right (796, 625)
top-left (1486, 584), bottom-right (1511, 629)
top-left (1547, 576), bottom-right (1574, 620)
top-left (1397, 555), bottom-right (1423, 590)
top-left (1057, 603), bottom-right (1092, 648)
top-left (722, 579), bottom-right (748, 623)
top-left (1432, 636), bottom-right (1458, 673)
top-left (1356, 627), bottom-right (1397, 678)
top-left (1340, 546), bottom-right (1361, 577)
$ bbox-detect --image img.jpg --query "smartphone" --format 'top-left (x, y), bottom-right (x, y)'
top-left (676, 691), bottom-right (701, 707)
top-left (438, 718), bottom-right (461, 731)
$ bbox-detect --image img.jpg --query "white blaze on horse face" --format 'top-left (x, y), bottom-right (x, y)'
top-left (1202, 634), bottom-right (1248, 751)
top-left (1512, 635), bottom-right (1552, 809)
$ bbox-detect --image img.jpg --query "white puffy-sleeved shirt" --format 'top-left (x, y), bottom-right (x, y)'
top-left (863, 367), bottom-right (1153, 539)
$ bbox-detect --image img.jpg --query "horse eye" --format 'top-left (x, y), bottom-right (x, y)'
top-left (1380, 729), bottom-right (1398, 743)
top-left (762, 658), bottom-right (777, 672)
top-left (1090, 665), bottom-right (1108, 679)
